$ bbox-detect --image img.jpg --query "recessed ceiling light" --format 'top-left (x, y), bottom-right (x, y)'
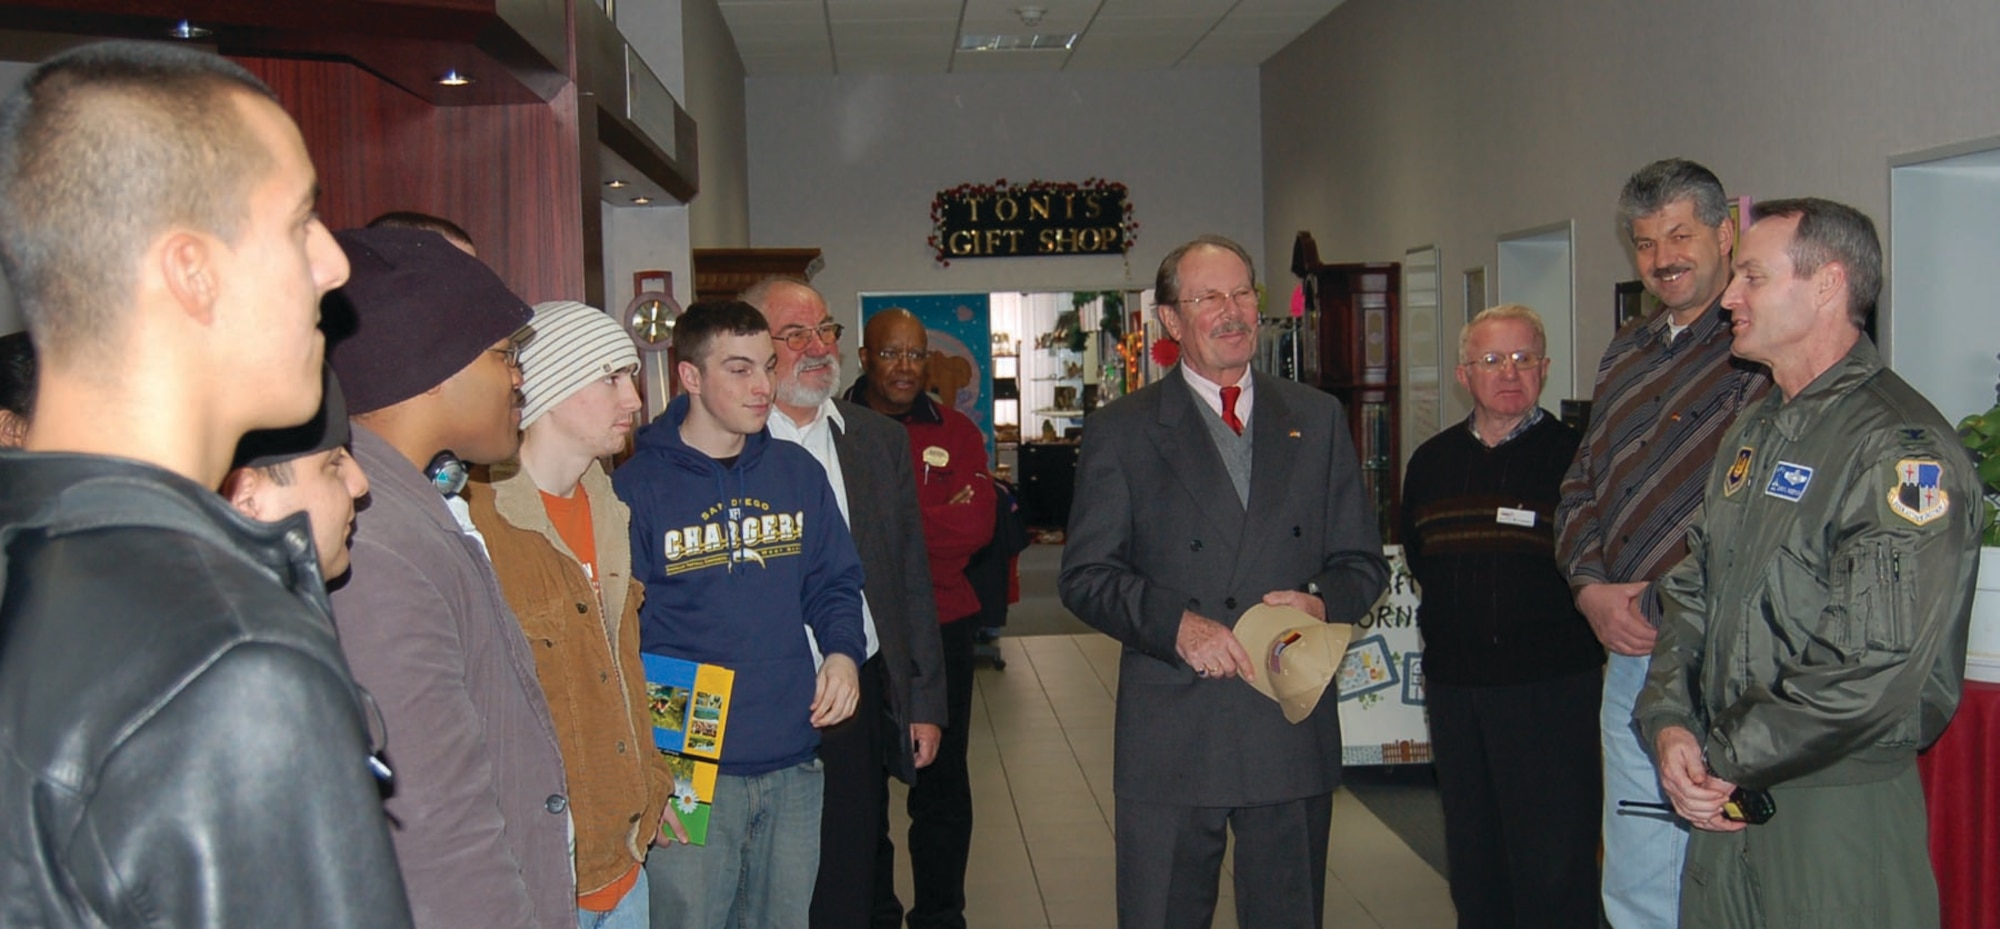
top-left (437, 69), bottom-right (473, 87)
top-left (957, 33), bottom-right (1078, 52)
top-left (606, 179), bottom-right (629, 189)
top-left (168, 19), bottom-right (211, 40)
top-left (631, 196), bottom-right (652, 205)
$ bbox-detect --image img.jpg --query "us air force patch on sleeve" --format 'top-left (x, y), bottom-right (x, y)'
top-left (1724, 447), bottom-right (1754, 497)
top-left (1888, 458), bottom-right (1950, 526)
top-left (1764, 461), bottom-right (1813, 502)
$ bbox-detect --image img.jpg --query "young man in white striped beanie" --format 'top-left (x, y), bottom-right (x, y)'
top-left (467, 300), bottom-right (683, 928)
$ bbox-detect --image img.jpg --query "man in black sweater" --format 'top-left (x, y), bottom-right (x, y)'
top-left (1400, 304), bottom-right (1604, 929)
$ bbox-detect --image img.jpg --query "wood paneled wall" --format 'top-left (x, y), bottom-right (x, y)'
top-left (237, 55), bottom-right (585, 305)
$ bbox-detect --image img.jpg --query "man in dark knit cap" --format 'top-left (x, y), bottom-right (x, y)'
top-left (1400, 304), bottom-right (1601, 929)
top-left (324, 226), bottom-right (574, 929)
top-left (222, 366), bottom-right (370, 581)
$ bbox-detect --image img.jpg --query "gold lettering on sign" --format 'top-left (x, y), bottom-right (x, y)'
top-left (932, 182), bottom-right (1130, 262)
top-left (1036, 227), bottom-right (1124, 255)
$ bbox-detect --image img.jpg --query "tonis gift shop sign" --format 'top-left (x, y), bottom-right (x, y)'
top-left (929, 178), bottom-right (1138, 266)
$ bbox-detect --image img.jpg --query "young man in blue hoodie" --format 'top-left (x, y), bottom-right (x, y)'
top-left (615, 299), bottom-right (867, 929)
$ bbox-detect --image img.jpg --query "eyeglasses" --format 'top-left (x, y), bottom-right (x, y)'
top-left (777, 322), bottom-right (844, 351)
top-left (1176, 286), bottom-right (1259, 314)
top-left (488, 346), bottom-right (523, 370)
top-left (871, 349), bottom-right (929, 365)
top-left (1464, 350), bottom-right (1544, 371)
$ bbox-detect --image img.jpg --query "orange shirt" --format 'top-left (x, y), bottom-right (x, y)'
top-left (542, 485), bottom-right (598, 593)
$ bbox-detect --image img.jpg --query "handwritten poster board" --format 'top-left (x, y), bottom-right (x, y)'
top-left (1337, 545), bottom-right (1430, 765)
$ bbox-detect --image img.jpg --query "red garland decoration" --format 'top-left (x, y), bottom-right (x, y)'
top-left (927, 177), bottom-right (1139, 267)
top-left (1150, 337), bottom-right (1180, 369)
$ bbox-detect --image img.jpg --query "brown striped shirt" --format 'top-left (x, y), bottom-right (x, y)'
top-left (1554, 298), bottom-right (1769, 625)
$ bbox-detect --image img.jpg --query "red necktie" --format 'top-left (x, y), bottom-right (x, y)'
top-left (1220, 385), bottom-right (1244, 435)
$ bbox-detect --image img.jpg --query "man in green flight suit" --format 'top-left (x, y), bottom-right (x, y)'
top-left (1635, 197), bottom-right (1983, 928)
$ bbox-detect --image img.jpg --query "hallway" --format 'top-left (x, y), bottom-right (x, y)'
top-left (882, 633), bottom-right (1457, 928)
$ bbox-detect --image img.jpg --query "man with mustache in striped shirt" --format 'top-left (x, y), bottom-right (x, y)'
top-left (1554, 158), bottom-right (1769, 928)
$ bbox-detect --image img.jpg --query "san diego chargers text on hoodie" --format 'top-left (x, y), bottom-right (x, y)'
top-left (613, 393), bottom-right (867, 777)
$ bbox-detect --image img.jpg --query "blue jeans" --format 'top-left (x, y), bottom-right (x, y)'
top-left (580, 866), bottom-right (649, 929)
top-left (647, 758), bottom-right (824, 929)
top-left (1602, 652), bottom-right (1688, 928)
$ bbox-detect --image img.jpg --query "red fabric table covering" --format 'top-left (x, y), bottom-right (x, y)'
top-left (1921, 679), bottom-right (2000, 929)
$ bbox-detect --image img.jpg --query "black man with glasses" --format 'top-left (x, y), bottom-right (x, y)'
top-left (742, 278), bottom-right (949, 929)
top-left (1401, 304), bottom-right (1602, 929)
top-left (1060, 235), bottom-right (1387, 929)
top-left (844, 306), bottom-right (995, 929)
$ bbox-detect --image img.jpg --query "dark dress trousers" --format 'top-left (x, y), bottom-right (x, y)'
top-left (807, 399), bottom-right (948, 929)
top-left (1059, 367), bottom-right (1388, 929)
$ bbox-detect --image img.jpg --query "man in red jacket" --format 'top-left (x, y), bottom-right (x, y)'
top-left (846, 308), bottom-right (995, 929)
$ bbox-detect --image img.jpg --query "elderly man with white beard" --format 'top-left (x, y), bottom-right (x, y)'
top-left (741, 277), bottom-right (947, 929)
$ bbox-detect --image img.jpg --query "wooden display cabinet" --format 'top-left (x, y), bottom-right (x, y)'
top-left (1294, 232), bottom-right (1400, 543)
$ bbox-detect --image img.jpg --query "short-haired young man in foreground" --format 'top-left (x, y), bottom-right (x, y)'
top-left (0, 40), bottom-right (410, 927)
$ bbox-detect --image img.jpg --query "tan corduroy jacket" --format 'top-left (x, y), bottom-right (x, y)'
top-left (469, 459), bottom-right (672, 897)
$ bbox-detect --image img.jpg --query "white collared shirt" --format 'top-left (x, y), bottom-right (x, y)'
top-left (1180, 364), bottom-right (1255, 430)
top-left (444, 493), bottom-right (490, 558)
top-left (767, 398), bottom-right (881, 664)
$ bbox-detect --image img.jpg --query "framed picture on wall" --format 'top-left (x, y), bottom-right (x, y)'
top-left (1462, 266), bottom-right (1487, 325)
top-left (1614, 279), bottom-right (1656, 331)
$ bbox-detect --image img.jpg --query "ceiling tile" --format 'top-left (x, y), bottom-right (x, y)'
top-left (739, 51), bottom-right (835, 75)
top-left (1208, 10), bottom-right (1330, 36)
top-left (1178, 32), bottom-right (1291, 65)
top-left (728, 22), bottom-right (832, 46)
top-left (960, 2), bottom-right (1093, 34)
top-left (1087, 13), bottom-right (1216, 34)
top-left (718, 2), bottom-right (829, 27)
top-left (831, 21), bottom-right (960, 41)
top-left (826, 0), bottom-right (966, 24)
top-left (722, 0), bottom-right (1342, 73)
top-left (1096, 0), bottom-right (1235, 14)
top-left (1232, 0), bottom-right (1345, 14)
top-left (1062, 40), bottom-right (1185, 71)
top-left (834, 34), bottom-right (956, 55)
top-left (839, 52), bottom-right (956, 74)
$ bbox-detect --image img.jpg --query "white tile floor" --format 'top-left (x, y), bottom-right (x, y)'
top-left (883, 634), bottom-right (1457, 928)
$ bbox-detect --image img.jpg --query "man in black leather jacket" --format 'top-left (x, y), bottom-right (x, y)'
top-left (0, 42), bottom-right (413, 927)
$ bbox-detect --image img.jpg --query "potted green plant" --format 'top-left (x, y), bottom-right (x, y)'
top-left (1956, 363), bottom-right (2000, 682)
top-left (1958, 396), bottom-right (2000, 545)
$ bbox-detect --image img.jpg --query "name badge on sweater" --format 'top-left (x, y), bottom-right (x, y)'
top-left (1765, 461), bottom-right (1814, 502)
top-left (1495, 507), bottom-right (1537, 527)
